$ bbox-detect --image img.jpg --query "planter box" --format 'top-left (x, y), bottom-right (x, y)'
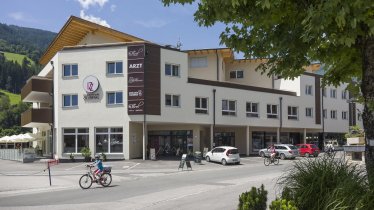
top-left (347, 137), bottom-right (365, 145)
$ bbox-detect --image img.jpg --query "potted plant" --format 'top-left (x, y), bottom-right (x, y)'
top-left (101, 152), bottom-right (107, 162)
top-left (345, 125), bottom-right (365, 145)
top-left (80, 147), bottom-right (92, 162)
top-left (69, 153), bottom-right (75, 162)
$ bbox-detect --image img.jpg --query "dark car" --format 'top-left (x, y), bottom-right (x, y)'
top-left (296, 144), bottom-right (320, 157)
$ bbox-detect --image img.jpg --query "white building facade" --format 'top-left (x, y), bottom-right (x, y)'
top-left (21, 16), bottom-right (363, 160)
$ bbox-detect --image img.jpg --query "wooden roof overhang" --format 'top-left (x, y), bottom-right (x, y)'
top-left (186, 48), bottom-right (234, 61)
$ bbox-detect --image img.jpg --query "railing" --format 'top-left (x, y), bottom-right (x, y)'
top-left (0, 149), bottom-right (36, 162)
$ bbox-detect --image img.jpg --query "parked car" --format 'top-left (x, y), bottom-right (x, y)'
top-left (258, 144), bottom-right (299, 160)
top-left (205, 146), bottom-right (240, 165)
top-left (296, 144), bottom-right (320, 157)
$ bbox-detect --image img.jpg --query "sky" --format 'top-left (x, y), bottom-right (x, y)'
top-left (0, 0), bottom-right (229, 51)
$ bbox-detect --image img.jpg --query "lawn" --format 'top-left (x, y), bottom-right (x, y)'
top-left (0, 89), bottom-right (21, 105)
top-left (2, 51), bottom-right (34, 66)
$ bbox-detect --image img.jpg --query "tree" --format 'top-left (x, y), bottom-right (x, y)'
top-left (163, 0), bottom-right (374, 181)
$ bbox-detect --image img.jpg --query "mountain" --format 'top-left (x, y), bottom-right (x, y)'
top-left (0, 23), bottom-right (56, 62)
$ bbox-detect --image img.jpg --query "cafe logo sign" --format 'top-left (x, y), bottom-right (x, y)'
top-left (83, 75), bottom-right (99, 93)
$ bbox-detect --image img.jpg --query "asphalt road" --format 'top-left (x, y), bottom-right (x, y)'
top-left (0, 157), bottom-right (295, 210)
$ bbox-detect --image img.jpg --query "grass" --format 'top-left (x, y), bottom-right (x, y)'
top-left (2, 51), bottom-right (34, 66)
top-left (0, 89), bottom-right (21, 105)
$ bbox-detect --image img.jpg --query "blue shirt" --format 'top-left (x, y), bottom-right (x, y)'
top-left (94, 159), bottom-right (103, 171)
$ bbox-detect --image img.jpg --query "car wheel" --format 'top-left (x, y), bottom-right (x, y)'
top-left (280, 153), bottom-right (286, 160)
top-left (305, 152), bottom-right (310, 158)
top-left (221, 159), bottom-right (227, 165)
top-left (235, 162), bottom-right (240, 165)
top-left (206, 156), bottom-right (210, 162)
top-left (260, 152), bottom-right (265, 158)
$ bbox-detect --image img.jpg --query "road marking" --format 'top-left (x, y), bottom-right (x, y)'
top-left (126, 163), bottom-right (140, 170)
top-left (65, 163), bottom-right (86, 171)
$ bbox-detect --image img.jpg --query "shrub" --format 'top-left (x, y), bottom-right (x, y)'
top-left (80, 147), bottom-right (92, 162)
top-left (277, 156), bottom-right (368, 210)
top-left (238, 184), bottom-right (267, 210)
top-left (269, 199), bottom-right (298, 210)
top-left (101, 152), bottom-right (107, 161)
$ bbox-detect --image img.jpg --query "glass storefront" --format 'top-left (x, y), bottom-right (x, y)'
top-left (214, 132), bottom-right (235, 147)
top-left (95, 127), bottom-right (123, 153)
top-left (148, 130), bottom-right (192, 158)
top-left (63, 128), bottom-right (89, 153)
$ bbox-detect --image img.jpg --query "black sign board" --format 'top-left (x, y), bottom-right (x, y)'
top-left (127, 44), bottom-right (145, 115)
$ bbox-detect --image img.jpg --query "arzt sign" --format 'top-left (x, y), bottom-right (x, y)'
top-left (127, 45), bottom-right (145, 114)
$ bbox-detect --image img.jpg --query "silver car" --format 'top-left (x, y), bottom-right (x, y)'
top-left (258, 144), bottom-right (299, 160)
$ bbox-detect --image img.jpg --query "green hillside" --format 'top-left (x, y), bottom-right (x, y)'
top-left (2, 51), bottom-right (34, 66)
top-left (0, 89), bottom-right (21, 105)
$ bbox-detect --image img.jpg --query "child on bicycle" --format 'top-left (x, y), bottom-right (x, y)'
top-left (91, 154), bottom-right (103, 182)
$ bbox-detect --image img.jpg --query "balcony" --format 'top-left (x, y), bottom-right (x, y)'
top-left (21, 108), bottom-right (52, 128)
top-left (21, 76), bottom-right (52, 103)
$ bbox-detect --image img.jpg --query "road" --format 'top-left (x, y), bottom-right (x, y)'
top-left (0, 157), bottom-right (295, 210)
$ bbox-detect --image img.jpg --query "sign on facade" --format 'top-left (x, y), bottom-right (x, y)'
top-left (127, 45), bottom-right (145, 114)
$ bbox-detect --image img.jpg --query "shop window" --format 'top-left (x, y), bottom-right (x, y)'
top-left (195, 97), bottom-right (208, 114)
top-left (63, 128), bottom-right (89, 153)
top-left (63, 64), bottom-right (78, 77)
top-left (95, 127), bottom-right (123, 153)
top-left (222, 100), bottom-right (236, 116)
top-left (165, 63), bottom-right (180, 77)
top-left (63, 94), bottom-right (78, 107)
top-left (246, 102), bottom-right (259, 117)
top-left (107, 91), bottom-right (123, 105)
top-left (107, 61), bottom-right (123, 74)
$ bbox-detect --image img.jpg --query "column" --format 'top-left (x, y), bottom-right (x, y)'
top-left (246, 126), bottom-right (250, 156)
top-left (210, 124), bottom-right (214, 149)
top-left (142, 121), bottom-right (147, 160)
top-left (277, 128), bottom-right (280, 144)
top-left (304, 128), bottom-right (307, 144)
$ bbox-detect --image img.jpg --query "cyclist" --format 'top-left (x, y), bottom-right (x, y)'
top-left (91, 154), bottom-right (103, 182)
top-left (269, 144), bottom-right (276, 161)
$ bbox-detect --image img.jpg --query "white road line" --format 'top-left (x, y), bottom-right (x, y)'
top-left (126, 163), bottom-right (140, 170)
top-left (65, 163), bottom-right (86, 171)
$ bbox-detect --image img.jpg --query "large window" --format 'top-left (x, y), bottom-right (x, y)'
top-left (246, 102), bottom-right (259, 118)
top-left (107, 91), bottom-right (123, 105)
top-left (306, 108), bottom-right (313, 117)
top-left (165, 64), bottom-right (180, 77)
top-left (63, 128), bottom-right (89, 153)
top-left (288, 106), bottom-right (298, 120)
top-left (222, 100), bottom-right (236, 116)
top-left (107, 61), bottom-right (123, 74)
top-left (330, 89), bottom-right (337, 98)
top-left (95, 127), bottom-right (123, 153)
top-left (190, 57), bottom-right (208, 68)
top-left (63, 94), bottom-right (78, 107)
top-left (267, 104), bottom-right (278, 118)
top-left (331, 110), bottom-right (337, 119)
top-left (305, 85), bottom-right (313, 95)
top-left (230, 70), bottom-right (244, 79)
top-left (195, 97), bottom-right (208, 114)
top-left (63, 64), bottom-right (78, 77)
top-left (165, 94), bottom-right (180, 107)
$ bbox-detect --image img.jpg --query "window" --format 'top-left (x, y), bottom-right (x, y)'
top-left (95, 127), bottom-right (123, 153)
top-left (230, 70), bottom-right (244, 79)
top-left (267, 104), bottom-right (278, 119)
top-left (165, 94), bottom-right (180, 107)
top-left (342, 90), bottom-right (347, 99)
top-left (165, 64), bottom-right (180, 77)
top-left (246, 102), bottom-right (259, 118)
top-left (195, 97), bottom-right (208, 114)
top-left (323, 109), bottom-right (327, 119)
top-left (305, 85), bottom-right (313, 95)
top-left (63, 94), bottom-right (78, 107)
top-left (331, 110), bottom-right (337, 119)
top-left (330, 89), bottom-right (337, 98)
top-left (63, 64), bottom-right (78, 77)
top-left (107, 61), bottom-right (123, 74)
top-left (222, 100), bottom-right (236, 116)
top-left (306, 108), bottom-right (313, 117)
top-left (342, 111), bottom-right (348, 120)
top-left (322, 88), bottom-right (326, 97)
top-left (63, 128), bottom-right (89, 153)
top-left (190, 57), bottom-right (208, 68)
top-left (288, 106), bottom-right (298, 120)
top-left (107, 91), bottom-right (123, 105)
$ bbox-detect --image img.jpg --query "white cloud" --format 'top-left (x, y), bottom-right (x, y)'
top-left (76, 0), bottom-right (109, 10)
top-left (134, 19), bottom-right (169, 28)
top-left (110, 4), bottom-right (116, 12)
top-left (80, 10), bottom-right (111, 28)
top-left (9, 12), bottom-right (25, 21)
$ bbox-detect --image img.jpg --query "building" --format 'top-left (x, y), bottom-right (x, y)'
top-left (20, 16), bottom-right (363, 160)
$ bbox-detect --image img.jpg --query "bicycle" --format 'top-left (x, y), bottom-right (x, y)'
top-left (264, 154), bottom-right (279, 166)
top-left (79, 165), bottom-right (112, 189)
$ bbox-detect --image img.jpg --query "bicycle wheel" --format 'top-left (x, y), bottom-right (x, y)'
top-left (79, 174), bottom-right (93, 189)
top-left (264, 158), bottom-right (270, 166)
top-left (100, 173), bottom-right (112, 187)
top-left (274, 158), bottom-right (279, 165)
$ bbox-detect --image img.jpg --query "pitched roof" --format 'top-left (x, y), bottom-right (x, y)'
top-left (39, 16), bottom-right (147, 65)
